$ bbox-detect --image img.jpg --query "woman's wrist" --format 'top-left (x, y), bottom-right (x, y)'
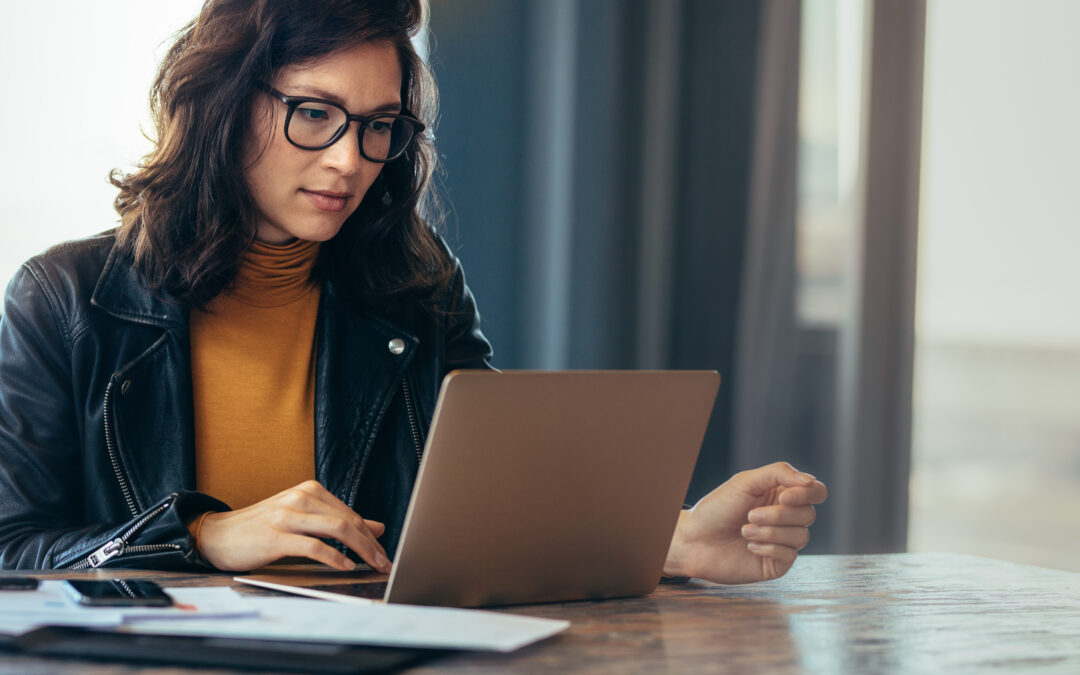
top-left (186, 511), bottom-right (217, 552)
top-left (662, 509), bottom-right (694, 579)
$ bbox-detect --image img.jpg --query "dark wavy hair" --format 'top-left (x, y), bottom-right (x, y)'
top-left (111, 0), bottom-right (451, 310)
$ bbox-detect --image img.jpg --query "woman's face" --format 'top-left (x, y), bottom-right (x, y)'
top-left (244, 41), bottom-right (403, 244)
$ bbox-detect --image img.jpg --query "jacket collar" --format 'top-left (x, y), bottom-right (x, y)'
top-left (88, 237), bottom-right (422, 345)
top-left (90, 242), bottom-right (187, 328)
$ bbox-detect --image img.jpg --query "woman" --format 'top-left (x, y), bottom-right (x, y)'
top-left (0, 0), bottom-right (826, 583)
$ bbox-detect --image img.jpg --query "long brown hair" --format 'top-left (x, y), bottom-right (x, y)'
top-left (111, 0), bottom-right (451, 310)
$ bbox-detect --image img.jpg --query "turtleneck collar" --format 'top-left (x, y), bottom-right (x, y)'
top-left (226, 238), bottom-right (321, 307)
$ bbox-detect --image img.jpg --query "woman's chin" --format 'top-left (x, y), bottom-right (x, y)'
top-left (255, 218), bottom-right (347, 244)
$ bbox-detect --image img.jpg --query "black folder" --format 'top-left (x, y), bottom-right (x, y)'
top-left (2, 626), bottom-right (449, 673)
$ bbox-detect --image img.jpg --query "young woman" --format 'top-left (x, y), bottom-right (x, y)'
top-left (0, 0), bottom-right (826, 583)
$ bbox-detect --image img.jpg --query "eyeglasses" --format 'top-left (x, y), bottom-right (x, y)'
top-left (257, 82), bottom-right (425, 163)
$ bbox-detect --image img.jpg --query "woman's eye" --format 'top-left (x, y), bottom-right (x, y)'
top-left (297, 106), bottom-right (330, 121)
top-left (369, 119), bottom-right (393, 134)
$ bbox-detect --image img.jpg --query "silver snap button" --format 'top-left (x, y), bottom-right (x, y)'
top-left (120, 379), bottom-right (132, 395)
top-left (388, 338), bottom-right (406, 355)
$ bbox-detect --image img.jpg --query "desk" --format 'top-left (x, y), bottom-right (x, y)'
top-left (2, 553), bottom-right (1078, 673)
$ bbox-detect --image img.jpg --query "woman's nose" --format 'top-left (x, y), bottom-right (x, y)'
top-left (322, 123), bottom-right (365, 174)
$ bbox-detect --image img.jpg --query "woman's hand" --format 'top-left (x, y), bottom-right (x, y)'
top-left (193, 480), bottom-right (391, 573)
top-left (663, 462), bottom-right (827, 584)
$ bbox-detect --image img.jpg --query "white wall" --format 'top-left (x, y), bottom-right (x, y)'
top-left (0, 1), bottom-right (205, 293)
top-left (918, 0), bottom-right (1080, 347)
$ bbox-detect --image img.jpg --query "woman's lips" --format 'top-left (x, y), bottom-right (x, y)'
top-left (302, 189), bottom-right (351, 212)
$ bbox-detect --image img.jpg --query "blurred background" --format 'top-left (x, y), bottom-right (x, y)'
top-left (1, 0), bottom-right (1076, 570)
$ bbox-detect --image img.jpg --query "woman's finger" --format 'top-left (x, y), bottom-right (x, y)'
top-left (277, 533), bottom-right (356, 572)
top-left (748, 504), bottom-right (816, 527)
top-left (746, 541), bottom-right (799, 566)
top-left (363, 519), bottom-right (386, 537)
top-left (275, 483), bottom-right (387, 537)
top-left (280, 481), bottom-right (358, 517)
top-left (741, 524), bottom-right (811, 550)
top-left (729, 462), bottom-right (818, 496)
top-left (777, 481), bottom-right (828, 506)
top-left (279, 510), bottom-right (391, 573)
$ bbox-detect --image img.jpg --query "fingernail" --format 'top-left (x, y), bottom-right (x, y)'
top-left (748, 509), bottom-right (764, 523)
top-left (377, 554), bottom-right (390, 572)
top-left (742, 524), bottom-right (759, 538)
top-left (747, 541), bottom-right (764, 553)
top-left (799, 471), bottom-right (816, 482)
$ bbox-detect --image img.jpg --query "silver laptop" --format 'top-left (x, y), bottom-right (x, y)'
top-left (383, 370), bottom-right (720, 607)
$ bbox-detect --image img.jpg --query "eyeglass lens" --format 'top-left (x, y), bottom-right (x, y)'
top-left (288, 101), bottom-right (416, 160)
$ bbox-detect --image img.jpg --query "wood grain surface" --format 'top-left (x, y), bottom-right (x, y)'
top-left (1, 553), bottom-right (1077, 674)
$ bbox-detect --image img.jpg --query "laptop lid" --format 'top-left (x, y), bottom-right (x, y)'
top-left (384, 370), bottom-right (720, 608)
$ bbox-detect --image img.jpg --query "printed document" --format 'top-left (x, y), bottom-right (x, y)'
top-left (125, 593), bottom-right (569, 652)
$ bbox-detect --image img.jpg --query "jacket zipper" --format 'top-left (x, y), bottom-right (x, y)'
top-left (65, 500), bottom-right (180, 570)
top-left (103, 378), bottom-right (139, 518)
top-left (347, 376), bottom-right (424, 507)
top-left (401, 375), bottom-right (424, 463)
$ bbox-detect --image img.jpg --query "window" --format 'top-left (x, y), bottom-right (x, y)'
top-left (796, 0), bottom-right (867, 328)
top-left (909, 0), bottom-right (1080, 571)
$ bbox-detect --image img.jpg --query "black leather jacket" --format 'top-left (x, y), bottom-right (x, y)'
top-left (0, 232), bottom-right (492, 570)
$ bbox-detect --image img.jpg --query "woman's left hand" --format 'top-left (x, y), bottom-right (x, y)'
top-left (662, 462), bottom-right (828, 584)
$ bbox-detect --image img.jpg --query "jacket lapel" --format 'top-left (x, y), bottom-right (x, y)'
top-left (88, 245), bottom-right (419, 509)
top-left (89, 244), bottom-right (196, 510)
top-left (314, 282), bottom-right (418, 502)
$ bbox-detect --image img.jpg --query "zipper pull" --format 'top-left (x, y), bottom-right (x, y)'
top-left (87, 538), bottom-right (125, 567)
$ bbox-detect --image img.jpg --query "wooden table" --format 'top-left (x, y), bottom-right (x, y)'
top-left (2, 553), bottom-right (1078, 673)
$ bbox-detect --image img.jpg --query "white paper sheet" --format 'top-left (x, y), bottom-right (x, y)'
top-left (0, 583), bottom-right (258, 636)
top-left (126, 593), bottom-right (570, 652)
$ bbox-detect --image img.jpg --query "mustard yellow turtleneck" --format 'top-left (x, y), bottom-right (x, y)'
top-left (190, 238), bottom-right (321, 510)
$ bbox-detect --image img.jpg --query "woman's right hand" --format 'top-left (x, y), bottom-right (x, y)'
top-left (192, 480), bottom-right (391, 573)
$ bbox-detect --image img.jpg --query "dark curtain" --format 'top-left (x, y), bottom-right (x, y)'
top-left (429, 0), bottom-right (762, 502)
top-left (428, 0), bottom-right (925, 554)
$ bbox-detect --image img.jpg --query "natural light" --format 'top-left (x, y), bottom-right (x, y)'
top-left (0, 1), bottom-right (207, 292)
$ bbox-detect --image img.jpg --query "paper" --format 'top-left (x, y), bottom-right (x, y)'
top-left (0, 582), bottom-right (257, 636)
top-left (2, 583), bottom-right (569, 652)
top-left (125, 594), bottom-right (570, 652)
top-left (1, 581), bottom-right (124, 632)
top-left (123, 586), bottom-right (262, 621)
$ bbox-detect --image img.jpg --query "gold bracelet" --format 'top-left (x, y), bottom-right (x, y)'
top-left (190, 511), bottom-right (216, 550)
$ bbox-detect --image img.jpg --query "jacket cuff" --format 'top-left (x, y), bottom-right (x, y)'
top-left (62, 491), bottom-right (231, 572)
top-left (138, 491), bottom-right (231, 570)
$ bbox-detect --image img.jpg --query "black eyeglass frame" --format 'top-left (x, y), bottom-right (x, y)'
top-left (257, 82), bottom-right (425, 163)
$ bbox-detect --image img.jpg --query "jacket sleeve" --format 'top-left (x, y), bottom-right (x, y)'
top-left (0, 263), bottom-right (226, 570)
top-left (440, 249), bottom-right (495, 372)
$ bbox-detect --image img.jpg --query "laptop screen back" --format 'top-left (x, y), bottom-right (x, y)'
top-left (385, 370), bottom-right (720, 608)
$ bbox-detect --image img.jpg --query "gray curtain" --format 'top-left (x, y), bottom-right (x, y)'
top-left (732, 0), bottom-right (927, 553)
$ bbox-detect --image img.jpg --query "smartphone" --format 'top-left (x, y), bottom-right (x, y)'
top-left (62, 579), bottom-right (173, 607)
top-left (0, 576), bottom-right (39, 591)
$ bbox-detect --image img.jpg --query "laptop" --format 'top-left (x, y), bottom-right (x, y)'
top-left (383, 369), bottom-right (720, 607)
top-left (244, 370), bottom-right (720, 608)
